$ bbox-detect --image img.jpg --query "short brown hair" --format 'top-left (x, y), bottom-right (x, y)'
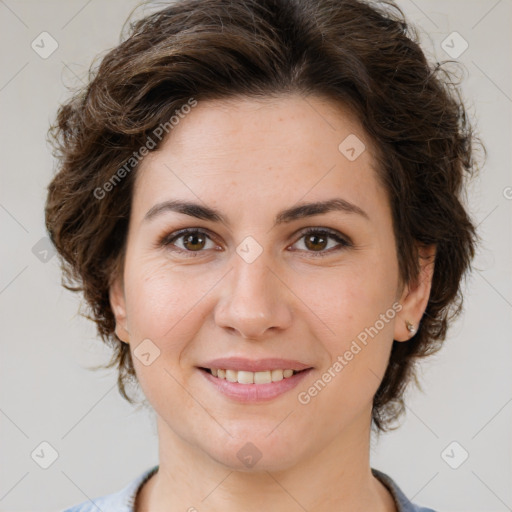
top-left (45, 0), bottom-right (480, 432)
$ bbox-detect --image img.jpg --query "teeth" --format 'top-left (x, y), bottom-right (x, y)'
top-left (238, 371), bottom-right (255, 384)
top-left (226, 369), bottom-right (237, 382)
top-left (208, 368), bottom-right (299, 384)
top-left (254, 371), bottom-right (271, 384)
top-left (271, 369), bottom-right (283, 382)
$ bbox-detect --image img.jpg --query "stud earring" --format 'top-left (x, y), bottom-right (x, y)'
top-left (405, 320), bottom-right (416, 335)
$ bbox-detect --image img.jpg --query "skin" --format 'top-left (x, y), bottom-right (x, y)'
top-left (109, 94), bottom-right (436, 512)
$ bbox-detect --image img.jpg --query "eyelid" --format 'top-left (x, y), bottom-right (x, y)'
top-left (288, 227), bottom-right (352, 255)
top-left (293, 226), bottom-right (352, 245)
top-left (158, 226), bottom-right (352, 256)
top-left (158, 227), bottom-right (220, 250)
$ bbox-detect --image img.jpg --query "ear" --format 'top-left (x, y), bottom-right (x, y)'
top-left (394, 243), bottom-right (436, 342)
top-left (109, 274), bottom-right (130, 344)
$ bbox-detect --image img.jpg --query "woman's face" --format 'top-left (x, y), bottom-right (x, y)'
top-left (110, 95), bottom-right (415, 471)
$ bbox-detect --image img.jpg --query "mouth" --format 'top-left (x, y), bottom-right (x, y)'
top-left (199, 367), bottom-right (307, 384)
top-left (197, 358), bottom-right (314, 402)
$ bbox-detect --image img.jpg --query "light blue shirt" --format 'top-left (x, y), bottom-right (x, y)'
top-left (62, 465), bottom-right (437, 511)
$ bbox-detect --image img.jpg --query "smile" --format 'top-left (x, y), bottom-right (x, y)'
top-left (204, 368), bottom-right (300, 384)
top-left (198, 366), bottom-right (313, 402)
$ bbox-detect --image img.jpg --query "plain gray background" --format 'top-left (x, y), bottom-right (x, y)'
top-left (0, 1), bottom-right (511, 511)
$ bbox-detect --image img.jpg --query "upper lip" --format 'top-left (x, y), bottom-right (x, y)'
top-left (199, 357), bottom-right (313, 372)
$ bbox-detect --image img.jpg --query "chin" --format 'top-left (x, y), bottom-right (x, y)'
top-left (201, 424), bottom-right (302, 473)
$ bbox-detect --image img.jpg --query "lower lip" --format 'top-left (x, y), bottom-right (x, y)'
top-left (199, 368), bottom-right (313, 403)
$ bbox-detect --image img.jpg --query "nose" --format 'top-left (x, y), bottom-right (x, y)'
top-left (214, 253), bottom-right (293, 340)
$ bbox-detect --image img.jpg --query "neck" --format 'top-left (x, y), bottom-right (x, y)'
top-left (137, 409), bottom-right (396, 512)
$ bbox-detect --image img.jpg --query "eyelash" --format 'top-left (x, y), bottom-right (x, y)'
top-left (158, 227), bottom-right (352, 258)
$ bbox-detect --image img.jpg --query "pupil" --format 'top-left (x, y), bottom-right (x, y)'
top-left (185, 233), bottom-right (205, 250)
top-left (306, 234), bottom-right (326, 251)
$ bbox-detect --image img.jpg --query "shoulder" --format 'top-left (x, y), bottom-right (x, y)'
top-left (372, 468), bottom-right (438, 512)
top-left (61, 465), bottom-right (159, 512)
top-left (62, 493), bottom-right (119, 512)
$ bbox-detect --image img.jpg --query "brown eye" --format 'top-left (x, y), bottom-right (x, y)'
top-left (181, 232), bottom-right (207, 251)
top-left (291, 228), bottom-right (351, 256)
top-left (304, 232), bottom-right (329, 251)
top-left (160, 228), bottom-right (217, 254)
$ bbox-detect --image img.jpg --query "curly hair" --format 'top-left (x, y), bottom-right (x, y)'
top-left (45, 0), bottom-right (480, 432)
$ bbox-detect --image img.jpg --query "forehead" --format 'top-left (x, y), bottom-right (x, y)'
top-left (150, 94), bottom-right (368, 160)
top-left (133, 94), bottom-right (387, 223)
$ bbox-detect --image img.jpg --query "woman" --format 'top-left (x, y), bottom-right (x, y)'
top-left (46, 0), bottom-right (478, 510)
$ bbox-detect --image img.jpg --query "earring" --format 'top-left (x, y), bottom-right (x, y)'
top-left (405, 320), bottom-right (416, 335)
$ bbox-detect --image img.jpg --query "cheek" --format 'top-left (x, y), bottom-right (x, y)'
top-left (123, 252), bottom-right (205, 339)
top-left (122, 253), bottom-right (227, 384)
top-left (121, 256), bottom-right (202, 407)
top-left (305, 257), bottom-right (398, 338)
top-left (298, 258), bottom-right (397, 394)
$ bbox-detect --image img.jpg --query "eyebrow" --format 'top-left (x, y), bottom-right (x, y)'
top-left (143, 198), bottom-right (369, 226)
